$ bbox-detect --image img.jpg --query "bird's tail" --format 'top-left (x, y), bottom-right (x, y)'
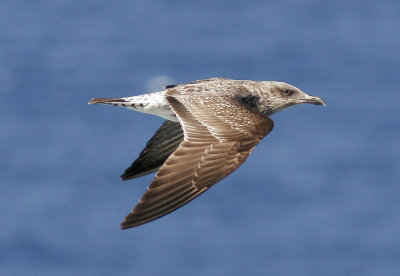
top-left (88, 95), bottom-right (153, 109)
top-left (88, 96), bottom-right (151, 112)
top-left (88, 91), bottom-right (166, 107)
top-left (88, 97), bottom-right (129, 106)
top-left (88, 92), bottom-right (177, 121)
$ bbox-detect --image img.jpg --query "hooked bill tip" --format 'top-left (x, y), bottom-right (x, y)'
top-left (299, 96), bottom-right (326, 107)
top-left (317, 97), bottom-right (327, 107)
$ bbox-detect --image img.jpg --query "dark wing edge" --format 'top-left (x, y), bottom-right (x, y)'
top-left (121, 120), bottom-right (184, 180)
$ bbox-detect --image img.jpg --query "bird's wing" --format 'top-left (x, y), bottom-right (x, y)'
top-left (121, 120), bottom-right (184, 180)
top-left (121, 90), bottom-right (274, 229)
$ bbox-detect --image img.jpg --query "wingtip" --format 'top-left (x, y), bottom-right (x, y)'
top-left (120, 174), bottom-right (131, 181)
top-left (120, 223), bottom-right (130, 230)
top-left (120, 216), bottom-right (141, 229)
top-left (120, 217), bottom-right (131, 229)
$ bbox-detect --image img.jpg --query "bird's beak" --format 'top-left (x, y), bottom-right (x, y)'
top-left (299, 95), bottom-right (326, 106)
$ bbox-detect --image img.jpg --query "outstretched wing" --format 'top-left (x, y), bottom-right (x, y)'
top-left (121, 88), bottom-right (274, 229)
top-left (121, 120), bottom-right (183, 180)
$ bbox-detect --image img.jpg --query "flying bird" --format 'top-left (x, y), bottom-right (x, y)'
top-left (89, 78), bottom-right (325, 229)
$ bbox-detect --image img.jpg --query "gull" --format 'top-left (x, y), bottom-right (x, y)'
top-left (89, 78), bottom-right (326, 229)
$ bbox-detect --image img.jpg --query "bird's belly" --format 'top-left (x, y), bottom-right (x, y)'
top-left (123, 92), bottom-right (179, 122)
top-left (143, 105), bottom-right (179, 122)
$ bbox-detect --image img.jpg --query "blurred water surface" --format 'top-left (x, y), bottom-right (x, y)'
top-left (1, 1), bottom-right (399, 275)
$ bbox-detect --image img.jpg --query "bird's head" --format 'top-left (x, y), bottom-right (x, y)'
top-left (258, 82), bottom-right (326, 115)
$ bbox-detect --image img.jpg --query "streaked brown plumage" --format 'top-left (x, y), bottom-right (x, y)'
top-left (89, 78), bottom-right (325, 229)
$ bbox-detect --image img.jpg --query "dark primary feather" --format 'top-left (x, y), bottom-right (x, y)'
top-left (121, 86), bottom-right (274, 229)
top-left (121, 120), bottom-right (183, 180)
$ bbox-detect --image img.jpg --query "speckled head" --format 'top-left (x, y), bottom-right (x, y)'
top-left (257, 81), bottom-right (326, 115)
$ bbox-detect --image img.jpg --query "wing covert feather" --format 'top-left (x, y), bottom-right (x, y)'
top-left (121, 86), bottom-right (273, 228)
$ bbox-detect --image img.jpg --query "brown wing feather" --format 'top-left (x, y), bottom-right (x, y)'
top-left (121, 89), bottom-right (273, 229)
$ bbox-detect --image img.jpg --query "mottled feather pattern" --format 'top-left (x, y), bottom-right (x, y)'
top-left (120, 85), bottom-right (274, 228)
top-left (89, 77), bottom-right (325, 228)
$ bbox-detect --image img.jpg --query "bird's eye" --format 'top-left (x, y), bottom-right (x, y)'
top-left (282, 89), bottom-right (295, 96)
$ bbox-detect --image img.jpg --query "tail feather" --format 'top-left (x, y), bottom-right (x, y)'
top-left (88, 98), bottom-right (127, 105)
top-left (88, 92), bottom-right (177, 121)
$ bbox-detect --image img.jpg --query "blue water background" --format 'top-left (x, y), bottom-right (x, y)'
top-left (1, 1), bottom-right (399, 275)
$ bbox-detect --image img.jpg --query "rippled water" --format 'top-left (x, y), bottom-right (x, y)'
top-left (1, 1), bottom-right (399, 275)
